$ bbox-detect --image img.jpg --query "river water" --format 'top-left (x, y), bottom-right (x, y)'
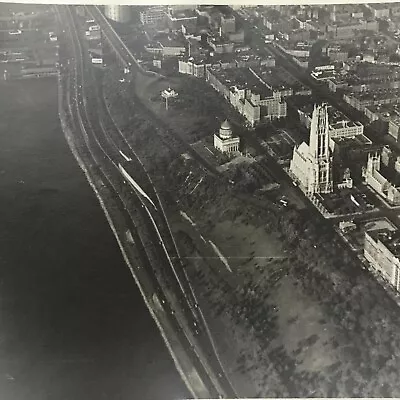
top-left (0, 78), bottom-right (188, 400)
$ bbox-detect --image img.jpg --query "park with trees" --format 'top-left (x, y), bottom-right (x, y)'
top-left (101, 62), bottom-right (400, 397)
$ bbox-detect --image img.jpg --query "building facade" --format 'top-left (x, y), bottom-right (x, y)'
top-left (166, 9), bottom-right (197, 31)
top-left (105, 5), bottom-right (131, 23)
top-left (290, 103), bottom-right (334, 194)
top-left (206, 67), bottom-right (287, 127)
top-left (388, 117), bottom-right (400, 141)
top-left (327, 19), bottom-right (379, 40)
top-left (178, 58), bottom-right (207, 78)
top-left (364, 152), bottom-right (400, 205)
top-left (344, 90), bottom-right (400, 113)
top-left (214, 120), bottom-right (240, 153)
top-left (139, 6), bottom-right (166, 25)
top-left (159, 41), bottom-right (186, 57)
top-left (329, 120), bottom-right (364, 138)
top-left (364, 228), bottom-right (400, 292)
top-left (367, 4), bottom-right (390, 19)
top-left (221, 14), bottom-right (236, 34)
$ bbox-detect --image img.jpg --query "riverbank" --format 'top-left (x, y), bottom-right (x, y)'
top-left (0, 77), bottom-right (188, 400)
top-left (58, 43), bottom-right (219, 396)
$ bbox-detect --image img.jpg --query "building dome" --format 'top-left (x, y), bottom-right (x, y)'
top-left (221, 119), bottom-right (231, 130)
top-left (219, 119), bottom-right (233, 139)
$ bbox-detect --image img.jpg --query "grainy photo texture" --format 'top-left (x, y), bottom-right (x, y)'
top-left (2, 2), bottom-right (400, 400)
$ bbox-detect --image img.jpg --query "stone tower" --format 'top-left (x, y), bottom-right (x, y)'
top-left (307, 103), bottom-right (333, 194)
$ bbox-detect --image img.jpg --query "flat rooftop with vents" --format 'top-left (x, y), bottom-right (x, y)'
top-left (209, 66), bottom-right (273, 98)
top-left (368, 228), bottom-right (400, 258)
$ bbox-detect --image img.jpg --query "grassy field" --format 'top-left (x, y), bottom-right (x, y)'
top-left (175, 188), bottom-right (343, 396)
top-left (208, 215), bottom-right (285, 271)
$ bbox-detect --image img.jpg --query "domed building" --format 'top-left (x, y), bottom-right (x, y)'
top-left (214, 119), bottom-right (240, 154)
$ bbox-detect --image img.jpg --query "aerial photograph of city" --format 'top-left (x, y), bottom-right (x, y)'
top-left (6, 1), bottom-right (400, 399)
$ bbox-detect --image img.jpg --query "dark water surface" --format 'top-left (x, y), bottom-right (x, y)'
top-left (0, 79), bottom-right (188, 400)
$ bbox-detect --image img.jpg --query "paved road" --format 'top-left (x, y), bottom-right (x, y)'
top-left (60, 5), bottom-right (234, 399)
top-left (86, 5), bottom-right (225, 179)
top-left (80, 6), bottom-right (238, 398)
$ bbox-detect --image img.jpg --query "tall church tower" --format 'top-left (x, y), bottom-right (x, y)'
top-left (367, 151), bottom-right (381, 174)
top-left (307, 103), bottom-right (333, 194)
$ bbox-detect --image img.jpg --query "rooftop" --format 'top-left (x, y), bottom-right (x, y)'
top-left (216, 53), bottom-right (235, 64)
top-left (251, 65), bottom-right (307, 92)
top-left (330, 133), bottom-right (372, 148)
top-left (390, 116), bottom-right (400, 126)
top-left (210, 35), bottom-right (232, 45)
top-left (184, 55), bottom-right (207, 64)
top-left (366, 102), bottom-right (400, 118)
top-left (279, 40), bottom-right (313, 50)
top-left (356, 62), bottom-right (400, 79)
top-left (209, 66), bottom-right (273, 98)
top-left (251, 66), bottom-right (288, 89)
top-left (311, 69), bottom-right (336, 80)
top-left (297, 103), bottom-right (361, 127)
top-left (332, 18), bottom-right (364, 27)
top-left (368, 228), bottom-right (400, 258)
top-left (328, 44), bottom-right (351, 52)
top-left (332, 68), bottom-right (400, 88)
top-left (292, 55), bottom-right (309, 62)
top-left (235, 52), bottom-right (261, 63)
top-left (157, 35), bottom-right (186, 48)
top-left (168, 8), bottom-right (197, 20)
top-left (329, 107), bottom-right (357, 125)
top-left (346, 88), bottom-right (400, 102)
top-left (330, 120), bottom-right (363, 130)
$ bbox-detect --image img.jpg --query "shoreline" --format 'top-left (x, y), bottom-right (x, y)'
top-left (57, 73), bottom-right (210, 399)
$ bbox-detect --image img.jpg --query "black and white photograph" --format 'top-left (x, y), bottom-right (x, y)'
top-left (3, 1), bottom-right (400, 399)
